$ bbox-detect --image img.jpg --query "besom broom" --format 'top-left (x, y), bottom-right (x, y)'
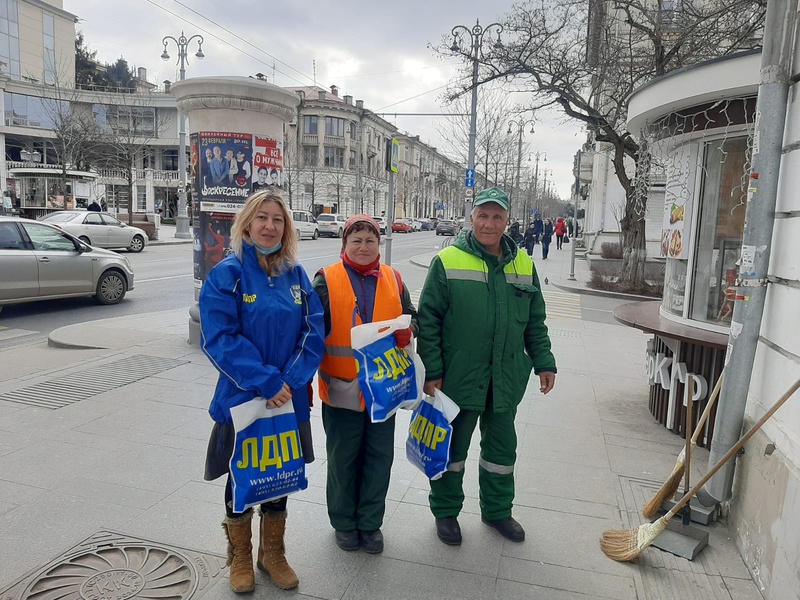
top-left (601, 378), bottom-right (800, 562)
top-left (642, 371), bottom-right (725, 518)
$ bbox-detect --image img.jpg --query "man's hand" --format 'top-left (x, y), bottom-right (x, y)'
top-left (423, 378), bottom-right (443, 397)
top-left (266, 383), bottom-right (293, 408)
top-left (538, 372), bottom-right (556, 395)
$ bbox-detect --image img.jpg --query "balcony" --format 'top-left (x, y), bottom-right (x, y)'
top-left (325, 135), bottom-right (346, 148)
top-left (302, 134), bottom-right (319, 145)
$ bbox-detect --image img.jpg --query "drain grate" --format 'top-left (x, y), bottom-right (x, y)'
top-left (0, 530), bottom-right (226, 600)
top-left (0, 354), bottom-right (188, 409)
top-left (548, 327), bottom-right (583, 338)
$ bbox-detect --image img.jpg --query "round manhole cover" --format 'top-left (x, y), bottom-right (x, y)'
top-left (23, 546), bottom-right (197, 600)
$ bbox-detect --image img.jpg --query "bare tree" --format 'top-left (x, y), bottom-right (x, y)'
top-left (438, 0), bottom-right (764, 284)
top-left (93, 92), bottom-right (173, 223)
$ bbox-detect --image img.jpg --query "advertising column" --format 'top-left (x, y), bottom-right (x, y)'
top-left (171, 77), bottom-right (298, 344)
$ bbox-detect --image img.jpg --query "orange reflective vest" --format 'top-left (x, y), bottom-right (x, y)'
top-left (318, 262), bottom-right (402, 411)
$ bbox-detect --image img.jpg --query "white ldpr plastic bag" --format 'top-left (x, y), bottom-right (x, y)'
top-left (351, 314), bottom-right (425, 422)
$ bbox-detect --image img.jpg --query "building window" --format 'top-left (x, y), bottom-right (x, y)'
top-left (325, 117), bottom-right (345, 137)
top-left (303, 115), bottom-right (317, 134)
top-left (303, 146), bottom-right (318, 167)
top-left (349, 121), bottom-right (357, 140)
top-left (161, 148), bottom-right (179, 171)
top-left (0, 0), bottom-right (20, 79)
top-left (43, 14), bottom-right (55, 85)
top-left (3, 91), bottom-right (65, 128)
top-left (349, 150), bottom-right (356, 169)
top-left (99, 105), bottom-right (157, 135)
top-left (324, 147), bottom-right (344, 168)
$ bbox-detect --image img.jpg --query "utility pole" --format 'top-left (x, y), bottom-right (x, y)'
top-left (450, 19), bottom-right (503, 218)
top-left (161, 31), bottom-right (204, 239)
top-left (530, 151), bottom-right (547, 217)
top-left (568, 150), bottom-right (581, 281)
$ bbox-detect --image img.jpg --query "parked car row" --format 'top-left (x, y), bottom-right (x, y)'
top-left (0, 215), bottom-right (135, 311)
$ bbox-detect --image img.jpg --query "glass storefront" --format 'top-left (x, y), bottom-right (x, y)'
top-left (661, 136), bottom-right (748, 326)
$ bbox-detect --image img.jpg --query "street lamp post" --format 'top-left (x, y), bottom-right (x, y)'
top-left (507, 118), bottom-right (535, 221)
top-left (161, 31), bottom-right (204, 239)
top-left (450, 19), bottom-right (503, 219)
top-left (530, 151), bottom-right (547, 217)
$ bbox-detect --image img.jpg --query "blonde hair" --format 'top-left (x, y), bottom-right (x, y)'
top-left (230, 189), bottom-right (297, 276)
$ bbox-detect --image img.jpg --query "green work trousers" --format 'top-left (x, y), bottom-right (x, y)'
top-left (429, 397), bottom-right (517, 521)
top-left (322, 403), bottom-right (395, 532)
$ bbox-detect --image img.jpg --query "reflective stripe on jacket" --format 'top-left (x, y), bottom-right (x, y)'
top-left (417, 231), bottom-right (556, 412)
top-left (318, 261), bottom-right (402, 411)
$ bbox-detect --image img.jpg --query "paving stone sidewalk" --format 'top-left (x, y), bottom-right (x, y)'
top-left (0, 245), bottom-right (762, 600)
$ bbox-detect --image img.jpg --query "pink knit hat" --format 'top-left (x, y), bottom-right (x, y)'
top-left (342, 214), bottom-right (380, 246)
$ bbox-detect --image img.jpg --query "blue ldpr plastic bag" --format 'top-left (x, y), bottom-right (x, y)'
top-left (228, 398), bottom-right (308, 513)
top-left (406, 389), bottom-right (460, 480)
top-left (351, 315), bottom-right (425, 423)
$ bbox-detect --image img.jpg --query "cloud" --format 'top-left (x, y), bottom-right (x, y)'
top-left (66, 0), bottom-right (585, 199)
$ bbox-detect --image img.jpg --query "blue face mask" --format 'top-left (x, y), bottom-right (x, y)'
top-left (251, 240), bottom-right (282, 255)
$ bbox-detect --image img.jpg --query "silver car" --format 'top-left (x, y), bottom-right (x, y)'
top-left (38, 211), bottom-right (148, 252)
top-left (0, 216), bottom-right (135, 310)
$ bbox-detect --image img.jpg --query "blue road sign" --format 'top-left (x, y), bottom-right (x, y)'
top-left (465, 178), bottom-right (475, 188)
top-left (466, 169), bottom-right (475, 179)
top-left (437, 204), bottom-right (445, 210)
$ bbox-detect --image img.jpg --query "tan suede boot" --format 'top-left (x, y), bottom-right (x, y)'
top-left (222, 513), bottom-right (255, 593)
top-left (257, 510), bottom-right (299, 590)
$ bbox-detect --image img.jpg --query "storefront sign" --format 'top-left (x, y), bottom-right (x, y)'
top-left (646, 348), bottom-right (709, 429)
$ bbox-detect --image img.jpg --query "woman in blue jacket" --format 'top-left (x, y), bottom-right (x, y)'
top-left (200, 190), bottom-right (324, 593)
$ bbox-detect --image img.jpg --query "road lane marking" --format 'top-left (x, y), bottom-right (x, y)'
top-left (138, 274), bottom-right (194, 283)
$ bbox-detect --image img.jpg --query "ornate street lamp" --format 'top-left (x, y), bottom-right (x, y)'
top-left (161, 31), bottom-right (204, 239)
top-left (507, 117), bottom-right (535, 220)
top-left (449, 19), bottom-right (503, 218)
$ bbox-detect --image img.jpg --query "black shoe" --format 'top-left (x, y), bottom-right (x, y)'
top-left (359, 529), bottom-right (384, 554)
top-left (335, 530), bottom-right (360, 551)
top-left (482, 516), bottom-right (525, 542)
top-left (435, 517), bottom-right (462, 546)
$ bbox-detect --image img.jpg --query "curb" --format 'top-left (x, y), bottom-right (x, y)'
top-left (148, 239), bottom-right (193, 247)
top-left (550, 280), bottom-right (659, 301)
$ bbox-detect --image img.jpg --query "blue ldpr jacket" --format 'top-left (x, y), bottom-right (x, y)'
top-left (199, 244), bottom-right (325, 426)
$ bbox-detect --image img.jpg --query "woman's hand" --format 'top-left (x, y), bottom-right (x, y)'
top-left (266, 383), bottom-right (292, 408)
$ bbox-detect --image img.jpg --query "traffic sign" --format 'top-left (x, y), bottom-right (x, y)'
top-left (437, 204), bottom-right (445, 210)
top-left (466, 169), bottom-right (476, 179)
top-left (465, 178), bottom-right (475, 188)
top-left (464, 188), bottom-right (473, 197)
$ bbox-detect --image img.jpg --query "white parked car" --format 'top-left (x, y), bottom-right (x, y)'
top-left (38, 211), bottom-right (148, 252)
top-left (372, 216), bottom-right (387, 235)
top-left (291, 210), bottom-right (319, 240)
top-left (316, 213), bottom-right (348, 238)
top-left (410, 219), bottom-right (422, 232)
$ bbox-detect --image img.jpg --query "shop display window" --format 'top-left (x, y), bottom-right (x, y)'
top-left (689, 137), bottom-right (748, 324)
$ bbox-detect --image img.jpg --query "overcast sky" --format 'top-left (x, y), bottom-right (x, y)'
top-left (65, 0), bottom-right (585, 201)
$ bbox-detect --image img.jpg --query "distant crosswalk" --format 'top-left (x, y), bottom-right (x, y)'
top-left (409, 288), bottom-right (582, 321)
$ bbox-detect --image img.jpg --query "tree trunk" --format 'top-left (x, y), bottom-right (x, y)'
top-left (619, 193), bottom-right (647, 286)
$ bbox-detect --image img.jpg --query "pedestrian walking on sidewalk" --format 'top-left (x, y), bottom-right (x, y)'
top-left (523, 221), bottom-right (537, 256)
top-left (541, 218), bottom-right (554, 259)
top-left (532, 213), bottom-right (543, 244)
top-left (555, 216), bottom-right (567, 249)
top-left (199, 190), bottom-right (325, 593)
top-left (313, 214), bottom-right (418, 554)
top-left (417, 187), bottom-right (557, 547)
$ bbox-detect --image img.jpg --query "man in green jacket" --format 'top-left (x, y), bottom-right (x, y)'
top-left (417, 187), bottom-right (557, 545)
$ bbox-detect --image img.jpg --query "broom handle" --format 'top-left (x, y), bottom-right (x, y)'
top-left (664, 378), bottom-right (800, 522)
top-left (684, 378), bottom-right (694, 494)
top-left (690, 370), bottom-right (725, 445)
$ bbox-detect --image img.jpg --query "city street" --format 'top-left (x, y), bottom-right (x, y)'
top-left (0, 230), bottom-right (631, 350)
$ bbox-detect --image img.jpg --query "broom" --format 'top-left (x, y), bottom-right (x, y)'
top-left (642, 371), bottom-right (725, 517)
top-left (602, 378), bottom-right (800, 562)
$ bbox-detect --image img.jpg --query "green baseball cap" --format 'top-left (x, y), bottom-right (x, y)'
top-left (473, 187), bottom-right (510, 211)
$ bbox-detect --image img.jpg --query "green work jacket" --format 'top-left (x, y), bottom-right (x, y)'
top-left (417, 231), bottom-right (556, 412)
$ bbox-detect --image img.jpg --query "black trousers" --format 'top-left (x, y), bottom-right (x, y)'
top-left (225, 475), bottom-right (287, 518)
